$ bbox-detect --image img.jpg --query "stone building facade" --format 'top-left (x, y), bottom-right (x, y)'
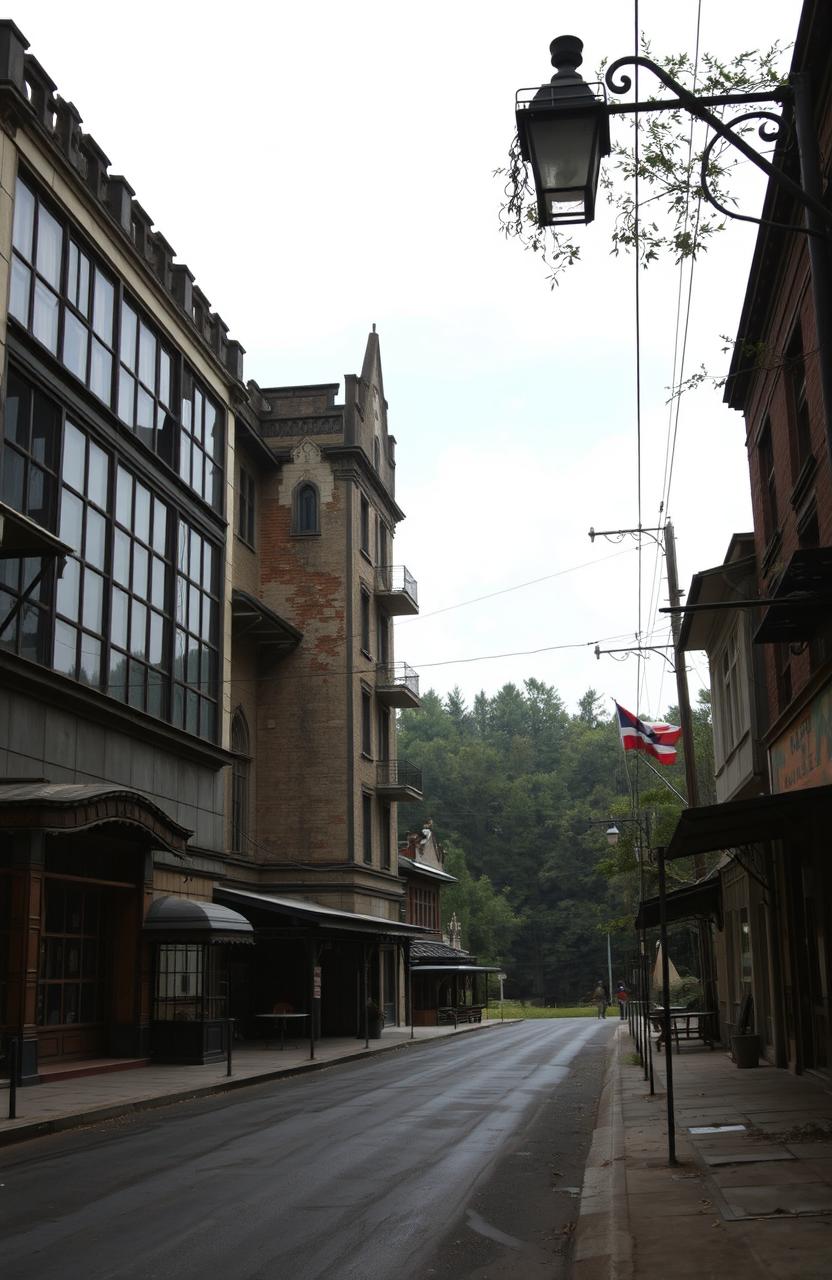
top-left (0, 20), bottom-right (424, 1078)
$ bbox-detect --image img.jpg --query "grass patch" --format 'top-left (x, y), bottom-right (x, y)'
top-left (495, 1002), bottom-right (616, 1019)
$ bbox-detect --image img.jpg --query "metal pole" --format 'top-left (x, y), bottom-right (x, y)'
top-left (664, 520), bottom-right (698, 819)
top-left (792, 72), bottom-right (832, 469)
top-left (8, 1038), bottom-right (18, 1120)
top-left (363, 945), bottom-right (369, 1049)
top-left (408, 945), bottom-right (414, 1040)
top-left (607, 933), bottom-right (613, 1016)
top-left (226, 1019), bottom-right (233, 1077)
top-left (658, 846), bottom-right (678, 1166)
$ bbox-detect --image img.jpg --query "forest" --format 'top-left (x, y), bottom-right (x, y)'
top-left (397, 682), bottom-right (715, 1004)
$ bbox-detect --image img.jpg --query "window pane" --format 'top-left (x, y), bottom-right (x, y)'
top-left (128, 659), bottom-right (144, 709)
top-left (149, 610), bottom-right (164, 665)
top-left (136, 387), bottom-right (154, 445)
top-left (88, 442), bottom-right (109, 509)
top-left (82, 568), bottom-right (103, 631)
top-left (147, 668), bottom-right (165, 719)
top-left (117, 369), bottom-right (135, 426)
top-left (193, 389), bottom-right (204, 442)
top-left (201, 699), bottom-right (216, 742)
top-left (134, 483), bottom-right (151, 544)
top-left (120, 303), bottom-right (137, 367)
top-left (186, 635), bottom-right (200, 683)
top-left (90, 340), bottom-right (112, 404)
top-left (78, 634), bottom-right (101, 686)
top-left (62, 311), bottom-right (88, 381)
top-left (177, 521), bottom-right (188, 573)
top-left (138, 322), bottom-right (156, 388)
top-left (205, 400), bottom-right (220, 458)
top-left (63, 422), bottom-right (85, 491)
top-left (109, 648), bottom-right (128, 701)
top-left (85, 508), bottom-right (106, 570)
top-left (12, 179), bottom-right (35, 258)
top-left (56, 556), bottom-right (81, 621)
top-left (92, 270), bottom-right (114, 342)
top-left (20, 604), bottom-right (44, 664)
top-left (36, 205), bottom-right (62, 288)
top-left (111, 586), bottom-right (129, 647)
top-left (151, 555), bottom-right (166, 609)
top-left (130, 600), bottom-right (147, 657)
top-left (60, 490), bottom-right (83, 552)
top-left (32, 390), bottom-right (59, 468)
top-left (152, 501), bottom-right (167, 555)
top-left (202, 542), bottom-right (214, 592)
top-left (1, 446), bottom-right (24, 511)
top-left (159, 349), bottom-right (171, 407)
top-left (113, 529), bottom-right (130, 587)
top-left (174, 628), bottom-right (186, 678)
top-left (27, 465), bottom-right (49, 526)
top-left (54, 620), bottom-right (77, 675)
top-left (188, 584), bottom-right (200, 633)
top-left (6, 374), bottom-right (30, 447)
top-left (116, 467), bottom-right (132, 527)
top-left (186, 689), bottom-right (199, 736)
top-left (132, 543), bottom-right (148, 598)
top-left (179, 434), bottom-right (191, 485)
top-left (10, 257), bottom-right (31, 323)
top-left (33, 280), bottom-right (59, 353)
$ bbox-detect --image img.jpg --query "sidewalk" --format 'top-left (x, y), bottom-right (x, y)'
top-left (0, 1018), bottom-right (514, 1148)
top-left (575, 1022), bottom-right (832, 1279)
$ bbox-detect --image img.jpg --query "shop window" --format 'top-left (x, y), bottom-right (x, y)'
top-left (180, 372), bottom-right (224, 512)
top-left (37, 882), bottom-right (102, 1028)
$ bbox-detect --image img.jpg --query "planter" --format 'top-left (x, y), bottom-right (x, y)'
top-left (367, 1017), bottom-right (384, 1039)
top-left (731, 1032), bottom-right (760, 1068)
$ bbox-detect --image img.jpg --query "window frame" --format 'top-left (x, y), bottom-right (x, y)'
top-left (237, 465), bottom-right (256, 547)
top-left (292, 481), bottom-right (320, 536)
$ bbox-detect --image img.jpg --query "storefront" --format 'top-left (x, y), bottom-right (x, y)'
top-left (0, 781), bottom-right (189, 1083)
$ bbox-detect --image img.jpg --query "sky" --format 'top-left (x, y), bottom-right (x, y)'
top-left (20, 0), bottom-right (804, 719)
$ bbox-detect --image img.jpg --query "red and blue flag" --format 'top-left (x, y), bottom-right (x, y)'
top-left (615, 702), bottom-right (682, 765)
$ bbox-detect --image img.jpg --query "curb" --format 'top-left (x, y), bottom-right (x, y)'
top-left (0, 1018), bottom-right (517, 1150)
top-left (572, 1023), bottom-right (633, 1280)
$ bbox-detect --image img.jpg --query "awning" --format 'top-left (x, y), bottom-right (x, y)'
top-left (144, 896), bottom-right (254, 943)
top-left (398, 855), bottom-right (458, 883)
top-left (216, 887), bottom-right (429, 938)
top-left (0, 501), bottom-right (74, 558)
top-left (231, 589), bottom-right (302, 658)
top-left (666, 784), bottom-right (832, 860)
top-left (411, 940), bottom-right (471, 961)
top-left (0, 782), bottom-right (191, 855)
top-left (636, 879), bottom-right (722, 931)
top-left (409, 964), bottom-right (504, 974)
top-left (754, 547), bottom-right (832, 644)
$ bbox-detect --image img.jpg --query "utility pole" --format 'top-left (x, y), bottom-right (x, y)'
top-left (663, 519), bottom-right (699, 813)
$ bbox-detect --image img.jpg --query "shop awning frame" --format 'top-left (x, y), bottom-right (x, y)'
top-left (636, 878), bottom-right (722, 931)
top-left (216, 887), bottom-right (430, 939)
top-left (666, 783), bottom-right (832, 860)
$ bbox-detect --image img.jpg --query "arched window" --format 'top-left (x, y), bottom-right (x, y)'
top-left (293, 482), bottom-right (319, 535)
top-left (231, 708), bottom-right (250, 852)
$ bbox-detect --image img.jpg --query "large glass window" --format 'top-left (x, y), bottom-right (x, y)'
top-left (117, 300), bottom-right (177, 464)
top-left (108, 466), bottom-right (171, 717)
top-left (11, 177), bottom-right (116, 402)
top-left (11, 176), bottom-right (226, 510)
top-left (53, 420), bottom-right (111, 688)
top-left (174, 521), bottom-right (220, 741)
top-left (0, 371), bottom-right (61, 663)
top-left (181, 375), bottom-right (224, 512)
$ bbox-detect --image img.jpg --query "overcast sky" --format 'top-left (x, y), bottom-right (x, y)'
top-left (22, 0), bottom-right (803, 719)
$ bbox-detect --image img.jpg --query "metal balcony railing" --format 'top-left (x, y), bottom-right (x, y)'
top-left (375, 564), bottom-right (418, 607)
top-left (376, 759), bottom-right (423, 793)
top-left (376, 661), bottom-right (420, 699)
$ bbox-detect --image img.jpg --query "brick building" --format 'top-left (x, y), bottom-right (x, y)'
top-left (671, 0), bottom-right (832, 1075)
top-left (0, 20), bottom-right (425, 1080)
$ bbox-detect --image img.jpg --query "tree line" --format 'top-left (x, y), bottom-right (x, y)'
top-left (397, 681), bottom-right (714, 1003)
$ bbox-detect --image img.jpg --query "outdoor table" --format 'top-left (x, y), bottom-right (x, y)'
top-left (255, 1013), bottom-right (310, 1050)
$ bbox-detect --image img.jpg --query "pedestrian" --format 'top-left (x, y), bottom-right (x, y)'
top-left (592, 981), bottom-right (607, 1019)
top-left (616, 979), bottom-right (630, 1020)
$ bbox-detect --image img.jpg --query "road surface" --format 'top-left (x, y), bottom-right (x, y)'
top-left (0, 1019), bottom-right (614, 1279)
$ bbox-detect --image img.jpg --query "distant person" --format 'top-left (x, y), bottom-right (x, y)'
top-left (616, 980), bottom-right (630, 1020)
top-left (592, 981), bottom-right (607, 1019)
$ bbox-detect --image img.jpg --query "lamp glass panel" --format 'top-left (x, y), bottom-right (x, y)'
top-left (529, 113), bottom-right (597, 200)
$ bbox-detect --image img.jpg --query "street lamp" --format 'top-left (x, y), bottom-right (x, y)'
top-left (605, 823), bottom-right (620, 846)
top-left (514, 36), bottom-right (832, 237)
top-left (514, 35), bottom-right (610, 226)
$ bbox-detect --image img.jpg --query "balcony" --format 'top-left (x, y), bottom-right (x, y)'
top-left (376, 661), bottom-right (420, 709)
top-left (375, 564), bottom-right (418, 616)
top-left (376, 759), bottom-right (423, 802)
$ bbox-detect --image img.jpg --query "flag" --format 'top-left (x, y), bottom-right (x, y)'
top-left (615, 702), bottom-right (682, 765)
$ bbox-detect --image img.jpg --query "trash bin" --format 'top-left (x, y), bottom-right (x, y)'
top-left (731, 1032), bottom-right (760, 1068)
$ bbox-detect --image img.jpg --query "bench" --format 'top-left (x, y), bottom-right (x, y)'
top-left (649, 1010), bottom-right (715, 1052)
top-left (437, 1006), bottom-right (483, 1026)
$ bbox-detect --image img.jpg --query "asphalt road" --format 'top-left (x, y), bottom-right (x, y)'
top-left (0, 1019), bottom-right (614, 1280)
